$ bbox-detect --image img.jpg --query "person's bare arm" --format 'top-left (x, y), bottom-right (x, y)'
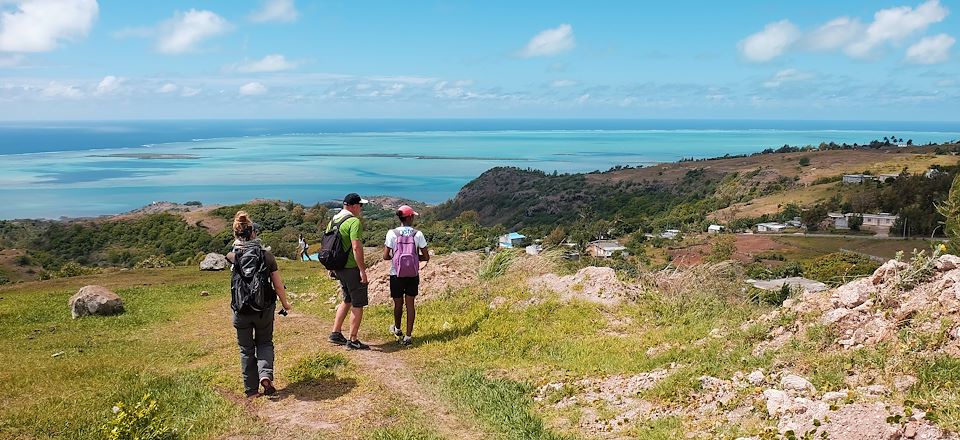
top-left (419, 246), bottom-right (430, 262)
top-left (271, 271), bottom-right (293, 311)
top-left (352, 239), bottom-right (367, 283)
top-left (383, 246), bottom-right (392, 261)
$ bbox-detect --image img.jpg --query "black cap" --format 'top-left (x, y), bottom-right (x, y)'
top-left (343, 193), bottom-right (369, 205)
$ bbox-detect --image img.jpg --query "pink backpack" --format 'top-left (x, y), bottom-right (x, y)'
top-left (392, 228), bottom-right (420, 277)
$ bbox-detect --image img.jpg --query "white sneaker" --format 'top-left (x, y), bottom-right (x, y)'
top-left (389, 324), bottom-right (403, 339)
top-left (400, 336), bottom-right (412, 346)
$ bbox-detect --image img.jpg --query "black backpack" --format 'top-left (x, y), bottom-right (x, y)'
top-left (231, 246), bottom-right (276, 315)
top-left (318, 214), bottom-right (352, 270)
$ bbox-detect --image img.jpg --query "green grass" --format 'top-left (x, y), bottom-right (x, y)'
top-left (443, 369), bottom-right (571, 440)
top-left (286, 352), bottom-right (349, 384)
top-left (0, 262), bottom-right (330, 439)
top-left (773, 236), bottom-right (936, 260)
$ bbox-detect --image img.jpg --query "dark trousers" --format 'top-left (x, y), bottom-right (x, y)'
top-left (233, 305), bottom-right (275, 394)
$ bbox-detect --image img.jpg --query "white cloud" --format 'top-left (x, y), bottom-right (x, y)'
top-left (0, 0), bottom-right (98, 52)
top-left (94, 75), bottom-right (122, 95)
top-left (738, 20), bottom-right (801, 62)
top-left (231, 54), bottom-right (299, 73)
top-left (550, 79), bottom-right (577, 88)
top-left (803, 17), bottom-right (863, 51)
top-left (519, 24), bottom-right (575, 58)
top-left (239, 81), bottom-right (267, 96)
top-left (250, 0), bottom-right (298, 23)
top-left (763, 68), bottom-right (814, 88)
top-left (156, 9), bottom-right (231, 54)
top-left (576, 93), bottom-right (590, 104)
top-left (846, 0), bottom-right (948, 58)
top-left (180, 86), bottom-right (201, 97)
top-left (157, 83), bottom-right (178, 93)
top-left (905, 33), bottom-right (955, 64)
top-left (743, 0), bottom-right (950, 62)
top-left (41, 81), bottom-right (82, 99)
top-left (0, 53), bottom-right (24, 67)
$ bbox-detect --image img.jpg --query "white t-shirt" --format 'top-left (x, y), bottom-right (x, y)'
top-left (385, 226), bottom-right (428, 276)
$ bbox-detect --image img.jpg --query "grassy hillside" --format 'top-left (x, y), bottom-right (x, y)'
top-left (4, 251), bottom-right (960, 439)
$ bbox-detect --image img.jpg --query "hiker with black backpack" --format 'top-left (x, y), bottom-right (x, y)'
top-left (319, 193), bottom-right (371, 350)
top-left (227, 210), bottom-right (293, 397)
top-left (382, 205), bottom-right (429, 346)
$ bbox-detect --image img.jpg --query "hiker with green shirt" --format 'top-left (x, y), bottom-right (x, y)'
top-left (326, 193), bottom-right (371, 350)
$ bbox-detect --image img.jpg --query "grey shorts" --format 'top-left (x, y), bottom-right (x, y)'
top-left (336, 267), bottom-right (369, 308)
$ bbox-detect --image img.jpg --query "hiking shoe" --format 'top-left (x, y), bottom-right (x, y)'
top-left (244, 390), bottom-right (260, 398)
top-left (346, 339), bottom-right (370, 350)
top-left (260, 378), bottom-right (276, 396)
top-left (400, 336), bottom-right (413, 346)
top-left (328, 331), bottom-right (348, 345)
top-left (389, 324), bottom-right (403, 339)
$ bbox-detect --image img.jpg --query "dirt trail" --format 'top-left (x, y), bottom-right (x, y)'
top-left (222, 311), bottom-right (487, 440)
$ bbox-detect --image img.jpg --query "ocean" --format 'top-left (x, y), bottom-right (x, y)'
top-left (2, 119), bottom-right (959, 220)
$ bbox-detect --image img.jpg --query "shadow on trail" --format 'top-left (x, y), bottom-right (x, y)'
top-left (280, 377), bottom-right (357, 402)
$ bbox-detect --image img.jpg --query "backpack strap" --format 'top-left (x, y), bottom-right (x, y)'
top-left (328, 212), bottom-right (353, 232)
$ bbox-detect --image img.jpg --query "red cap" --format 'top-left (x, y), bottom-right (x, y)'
top-left (397, 205), bottom-right (419, 217)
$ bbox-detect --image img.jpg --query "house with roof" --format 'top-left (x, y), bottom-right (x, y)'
top-left (755, 222), bottom-right (787, 233)
top-left (707, 224), bottom-right (724, 234)
top-left (660, 229), bottom-right (681, 239)
top-left (498, 232), bottom-right (526, 249)
top-left (585, 240), bottom-right (628, 258)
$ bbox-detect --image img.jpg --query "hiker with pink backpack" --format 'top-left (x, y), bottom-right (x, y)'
top-left (382, 205), bottom-right (429, 346)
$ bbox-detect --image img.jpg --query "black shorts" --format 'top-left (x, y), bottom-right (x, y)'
top-left (335, 267), bottom-right (369, 307)
top-left (389, 275), bottom-right (420, 298)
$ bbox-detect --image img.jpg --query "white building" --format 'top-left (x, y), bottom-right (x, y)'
top-left (498, 232), bottom-right (525, 248)
top-left (660, 229), bottom-right (681, 239)
top-left (756, 222), bottom-right (787, 233)
top-left (585, 240), bottom-right (628, 258)
top-left (707, 224), bottom-right (724, 234)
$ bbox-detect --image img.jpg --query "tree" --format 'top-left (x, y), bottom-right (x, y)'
top-left (802, 204), bottom-right (828, 231)
top-left (798, 157), bottom-right (811, 167)
top-left (707, 234), bottom-right (736, 262)
top-left (937, 172), bottom-right (960, 252)
top-left (848, 214), bottom-right (863, 231)
top-left (544, 226), bottom-right (566, 247)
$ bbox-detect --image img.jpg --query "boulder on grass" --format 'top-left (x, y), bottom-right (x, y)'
top-left (199, 253), bottom-right (228, 271)
top-left (69, 285), bottom-right (124, 319)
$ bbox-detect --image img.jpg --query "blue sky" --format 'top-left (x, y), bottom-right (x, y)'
top-left (0, 0), bottom-right (957, 120)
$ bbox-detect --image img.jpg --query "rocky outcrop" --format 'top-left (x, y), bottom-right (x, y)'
top-left (69, 285), bottom-right (124, 318)
top-left (199, 253), bottom-right (228, 271)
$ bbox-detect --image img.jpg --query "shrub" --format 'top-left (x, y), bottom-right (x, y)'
top-left (56, 262), bottom-right (99, 278)
top-left (183, 201), bottom-right (202, 206)
top-left (750, 283), bottom-right (799, 306)
top-left (14, 254), bottom-right (32, 266)
top-left (479, 249), bottom-right (522, 280)
top-left (802, 252), bottom-right (879, 286)
top-left (134, 256), bottom-right (175, 269)
top-left (0, 274), bottom-right (9, 285)
top-left (707, 234), bottom-right (736, 262)
top-left (799, 157), bottom-right (811, 167)
top-left (102, 393), bottom-right (175, 440)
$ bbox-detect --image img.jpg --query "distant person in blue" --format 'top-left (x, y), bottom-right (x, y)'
top-left (382, 205), bottom-right (429, 346)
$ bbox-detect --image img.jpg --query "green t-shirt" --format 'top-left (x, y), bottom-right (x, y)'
top-left (328, 212), bottom-right (363, 269)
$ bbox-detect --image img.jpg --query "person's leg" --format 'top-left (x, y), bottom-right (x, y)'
top-left (332, 271), bottom-right (352, 333)
top-left (332, 301), bottom-right (350, 333)
top-left (233, 313), bottom-right (259, 396)
top-left (390, 276), bottom-right (403, 330)
top-left (404, 295), bottom-right (416, 337)
top-left (253, 306), bottom-right (276, 389)
top-left (349, 306), bottom-right (364, 341)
